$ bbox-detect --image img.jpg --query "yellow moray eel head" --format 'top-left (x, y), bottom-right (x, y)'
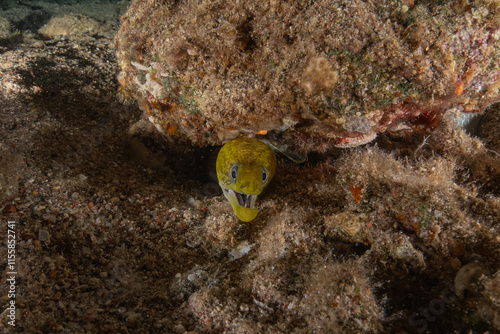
top-left (216, 138), bottom-right (277, 222)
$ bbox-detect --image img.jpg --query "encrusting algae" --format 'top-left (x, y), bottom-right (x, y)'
top-left (115, 0), bottom-right (500, 153)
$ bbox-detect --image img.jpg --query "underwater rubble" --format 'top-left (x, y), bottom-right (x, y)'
top-left (0, 0), bottom-right (499, 333)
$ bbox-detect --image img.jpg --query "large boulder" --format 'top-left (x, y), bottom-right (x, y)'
top-left (115, 0), bottom-right (500, 151)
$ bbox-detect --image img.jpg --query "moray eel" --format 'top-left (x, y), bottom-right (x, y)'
top-left (216, 138), bottom-right (277, 222)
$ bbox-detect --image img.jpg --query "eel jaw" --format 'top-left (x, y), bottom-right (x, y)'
top-left (221, 188), bottom-right (259, 222)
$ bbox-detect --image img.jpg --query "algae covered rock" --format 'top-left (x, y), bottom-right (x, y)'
top-left (0, 16), bottom-right (12, 40)
top-left (38, 14), bottom-right (110, 38)
top-left (115, 0), bottom-right (500, 150)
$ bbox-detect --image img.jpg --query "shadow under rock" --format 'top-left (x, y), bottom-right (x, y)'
top-left (14, 45), bottom-right (146, 191)
top-left (15, 44), bottom-right (221, 194)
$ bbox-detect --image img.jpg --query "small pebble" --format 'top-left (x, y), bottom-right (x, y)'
top-left (38, 229), bottom-right (50, 241)
top-left (173, 324), bottom-right (185, 333)
top-left (229, 241), bottom-right (254, 260)
top-left (125, 312), bottom-right (141, 328)
top-left (454, 262), bottom-right (489, 299)
top-left (42, 214), bottom-right (57, 223)
top-left (187, 270), bottom-right (208, 287)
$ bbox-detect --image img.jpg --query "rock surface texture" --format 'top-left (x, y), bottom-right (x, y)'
top-left (116, 0), bottom-right (500, 150)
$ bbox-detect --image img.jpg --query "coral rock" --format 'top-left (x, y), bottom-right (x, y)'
top-left (115, 0), bottom-right (500, 150)
top-left (0, 16), bottom-right (12, 40)
top-left (39, 14), bottom-right (110, 38)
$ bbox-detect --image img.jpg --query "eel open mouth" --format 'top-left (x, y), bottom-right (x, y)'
top-left (223, 189), bottom-right (257, 209)
top-left (220, 187), bottom-right (260, 222)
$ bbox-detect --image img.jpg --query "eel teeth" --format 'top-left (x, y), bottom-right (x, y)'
top-left (227, 189), bottom-right (257, 209)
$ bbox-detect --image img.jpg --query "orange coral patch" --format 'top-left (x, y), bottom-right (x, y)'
top-left (350, 184), bottom-right (365, 204)
top-left (456, 81), bottom-right (464, 96)
top-left (164, 122), bottom-right (178, 134)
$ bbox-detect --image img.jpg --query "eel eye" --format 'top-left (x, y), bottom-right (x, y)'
top-left (230, 164), bottom-right (238, 183)
top-left (262, 167), bottom-right (269, 185)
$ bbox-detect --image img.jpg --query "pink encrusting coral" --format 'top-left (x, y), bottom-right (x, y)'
top-left (115, 0), bottom-right (500, 151)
